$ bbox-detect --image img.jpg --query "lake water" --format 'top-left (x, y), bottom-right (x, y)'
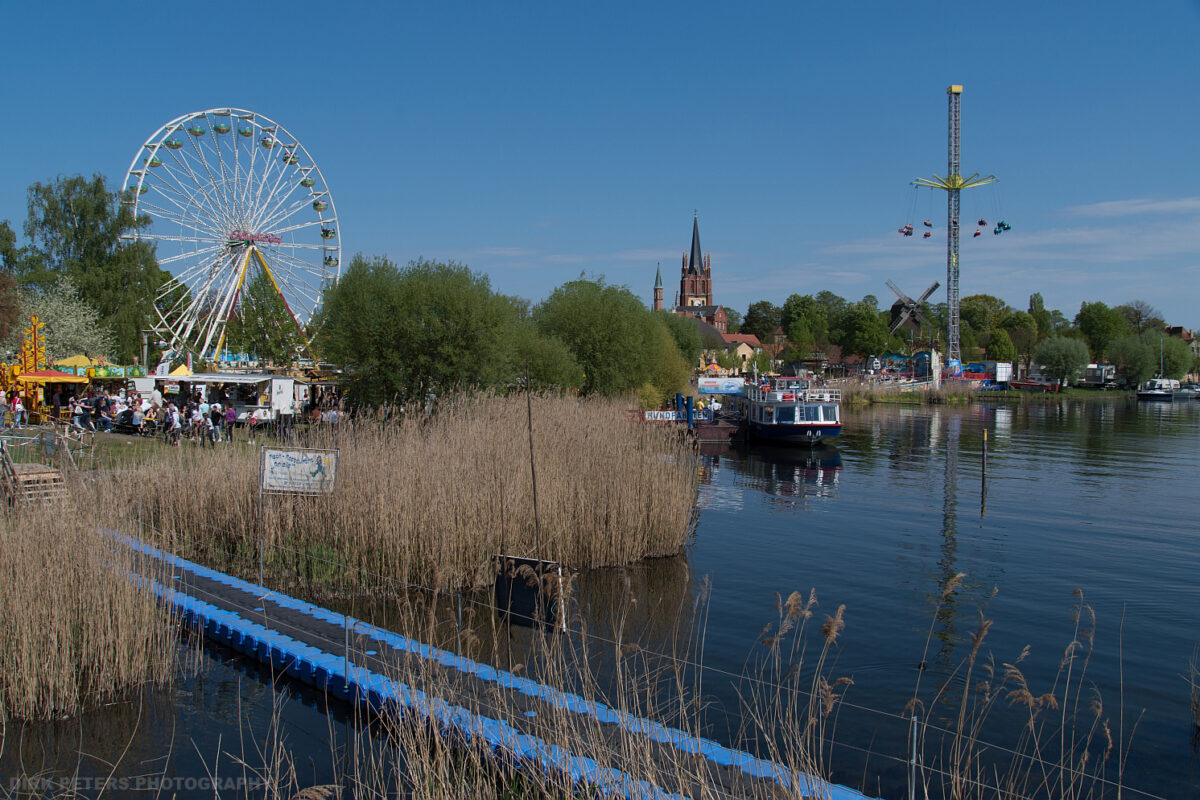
top-left (685, 398), bottom-right (1200, 799)
top-left (3, 398), bottom-right (1197, 798)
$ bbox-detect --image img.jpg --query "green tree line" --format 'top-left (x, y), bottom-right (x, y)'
top-left (729, 289), bottom-right (1197, 382)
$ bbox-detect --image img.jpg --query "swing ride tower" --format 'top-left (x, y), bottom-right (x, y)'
top-left (912, 85), bottom-right (995, 368)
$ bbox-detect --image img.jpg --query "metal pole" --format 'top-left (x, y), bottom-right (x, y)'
top-left (456, 593), bottom-right (463, 653)
top-left (258, 536), bottom-right (264, 591)
top-left (947, 87), bottom-right (962, 367)
top-left (344, 614), bottom-right (350, 689)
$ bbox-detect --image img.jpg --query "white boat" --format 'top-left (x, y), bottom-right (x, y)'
top-left (1136, 377), bottom-right (1180, 402)
top-left (736, 377), bottom-right (842, 445)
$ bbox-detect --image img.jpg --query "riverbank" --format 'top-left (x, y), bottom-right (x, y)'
top-left (837, 380), bottom-right (1138, 407)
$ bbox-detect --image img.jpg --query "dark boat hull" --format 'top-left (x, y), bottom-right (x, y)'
top-left (747, 421), bottom-right (842, 445)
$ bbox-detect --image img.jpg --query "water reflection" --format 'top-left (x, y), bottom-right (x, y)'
top-left (730, 443), bottom-right (841, 508)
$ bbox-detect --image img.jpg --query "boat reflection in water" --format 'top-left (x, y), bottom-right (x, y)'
top-left (734, 443), bottom-right (842, 506)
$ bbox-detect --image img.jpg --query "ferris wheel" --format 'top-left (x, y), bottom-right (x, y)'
top-left (121, 108), bottom-right (340, 365)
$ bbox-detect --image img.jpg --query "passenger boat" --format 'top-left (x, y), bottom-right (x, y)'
top-left (735, 377), bottom-right (842, 445)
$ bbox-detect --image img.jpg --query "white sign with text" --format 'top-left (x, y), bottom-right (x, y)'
top-left (260, 447), bottom-right (338, 494)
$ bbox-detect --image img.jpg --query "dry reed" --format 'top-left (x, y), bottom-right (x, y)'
top-left (0, 502), bottom-right (177, 720)
top-left (89, 391), bottom-right (699, 593)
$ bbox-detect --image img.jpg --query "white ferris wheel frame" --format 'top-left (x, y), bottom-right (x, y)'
top-left (121, 107), bottom-right (341, 365)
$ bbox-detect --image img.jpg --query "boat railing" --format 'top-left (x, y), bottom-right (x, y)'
top-left (750, 386), bottom-right (841, 403)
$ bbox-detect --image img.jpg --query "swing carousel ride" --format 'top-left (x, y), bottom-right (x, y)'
top-left (897, 85), bottom-right (1011, 367)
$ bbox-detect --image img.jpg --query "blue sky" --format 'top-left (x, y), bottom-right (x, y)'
top-left (2, 1), bottom-right (1199, 327)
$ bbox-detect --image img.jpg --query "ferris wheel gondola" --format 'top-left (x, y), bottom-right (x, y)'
top-left (121, 108), bottom-right (340, 366)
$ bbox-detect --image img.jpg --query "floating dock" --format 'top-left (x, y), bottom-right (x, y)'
top-left (114, 530), bottom-right (874, 800)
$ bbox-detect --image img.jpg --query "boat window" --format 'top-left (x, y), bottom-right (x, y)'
top-left (822, 404), bottom-right (839, 422)
top-left (764, 406), bottom-right (774, 422)
top-left (775, 406), bottom-right (795, 424)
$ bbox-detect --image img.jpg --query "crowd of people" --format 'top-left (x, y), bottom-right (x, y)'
top-left (51, 384), bottom-right (341, 446)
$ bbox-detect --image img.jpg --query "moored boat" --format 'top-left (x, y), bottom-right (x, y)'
top-left (735, 377), bottom-right (842, 445)
top-left (1137, 377), bottom-right (1180, 402)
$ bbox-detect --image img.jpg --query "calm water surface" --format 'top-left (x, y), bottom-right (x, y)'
top-left (3, 398), bottom-right (1197, 798)
top-left (685, 398), bottom-right (1200, 798)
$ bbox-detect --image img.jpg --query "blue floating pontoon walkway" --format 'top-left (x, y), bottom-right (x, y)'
top-left (112, 530), bottom-right (875, 800)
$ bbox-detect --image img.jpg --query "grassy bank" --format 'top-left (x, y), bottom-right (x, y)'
top-left (88, 391), bottom-right (700, 592)
top-left (838, 380), bottom-right (1136, 407)
top-left (0, 503), bottom-right (177, 720)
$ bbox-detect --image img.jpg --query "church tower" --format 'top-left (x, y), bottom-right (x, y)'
top-left (679, 214), bottom-right (712, 307)
top-left (652, 263), bottom-right (664, 311)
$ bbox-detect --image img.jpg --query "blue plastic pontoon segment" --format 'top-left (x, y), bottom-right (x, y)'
top-left (110, 529), bottom-right (877, 800)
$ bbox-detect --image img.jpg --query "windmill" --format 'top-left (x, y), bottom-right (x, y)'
top-left (887, 279), bottom-right (940, 336)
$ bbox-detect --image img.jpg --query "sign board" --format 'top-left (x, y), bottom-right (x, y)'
top-left (697, 377), bottom-right (745, 395)
top-left (642, 409), bottom-right (712, 422)
top-left (260, 447), bottom-right (338, 495)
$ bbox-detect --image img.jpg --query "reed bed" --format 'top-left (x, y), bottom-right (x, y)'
top-left (0, 502), bottom-right (177, 721)
top-left (90, 391), bottom-right (699, 592)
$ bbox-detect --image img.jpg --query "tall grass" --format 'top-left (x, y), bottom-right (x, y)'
top-left (0, 502), bottom-right (177, 720)
top-left (90, 391), bottom-right (699, 592)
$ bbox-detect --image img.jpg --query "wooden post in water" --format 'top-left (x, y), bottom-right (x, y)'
top-left (526, 362), bottom-right (541, 564)
top-left (980, 429), bottom-right (988, 517)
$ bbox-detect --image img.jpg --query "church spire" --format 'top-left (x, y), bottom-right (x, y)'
top-left (688, 212), bottom-right (703, 274)
top-left (654, 262), bottom-right (662, 289)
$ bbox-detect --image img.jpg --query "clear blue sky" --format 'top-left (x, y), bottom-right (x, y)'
top-left (3, 1), bottom-right (1198, 327)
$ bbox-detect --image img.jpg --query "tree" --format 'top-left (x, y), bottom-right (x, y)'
top-left (1074, 301), bottom-right (1129, 360)
top-left (986, 328), bottom-right (1017, 362)
top-left (1114, 300), bottom-right (1165, 334)
top-left (1033, 336), bottom-right (1089, 387)
top-left (1028, 293), bottom-right (1053, 340)
top-left (1154, 332), bottom-right (1192, 380)
top-left (317, 255), bottom-right (520, 408)
top-left (0, 228), bottom-right (17, 341)
top-left (535, 277), bottom-right (677, 397)
top-left (18, 175), bottom-right (168, 363)
top-left (723, 307), bottom-right (742, 334)
top-left (959, 294), bottom-right (1011, 339)
top-left (781, 294), bottom-right (829, 345)
top-left (510, 323), bottom-right (583, 390)
top-left (742, 301), bottom-right (782, 342)
top-left (655, 310), bottom-right (703, 367)
top-left (1000, 311), bottom-right (1038, 372)
top-left (837, 301), bottom-right (889, 358)
top-left (638, 319), bottom-right (693, 408)
top-left (224, 267), bottom-right (306, 364)
top-left (1108, 335), bottom-right (1155, 385)
top-left (3, 275), bottom-right (115, 361)
top-left (785, 319), bottom-right (816, 360)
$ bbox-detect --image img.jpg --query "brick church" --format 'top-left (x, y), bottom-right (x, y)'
top-left (652, 215), bottom-right (727, 333)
